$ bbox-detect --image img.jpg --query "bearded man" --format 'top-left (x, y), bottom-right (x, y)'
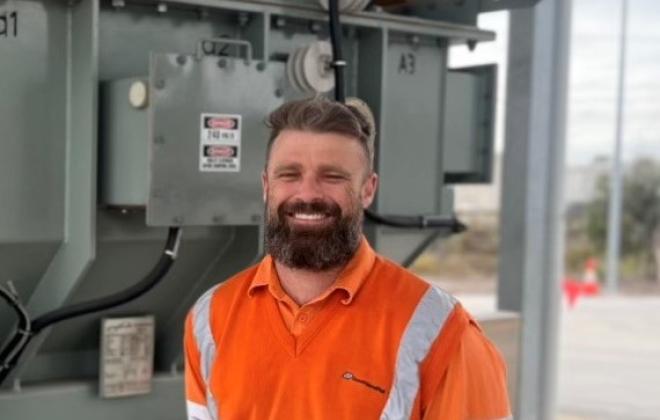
top-left (184, 97), bottom-right (511, 420)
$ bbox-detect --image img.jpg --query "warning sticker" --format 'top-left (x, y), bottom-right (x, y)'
top-left (200, 113), bottom-right (241, 172)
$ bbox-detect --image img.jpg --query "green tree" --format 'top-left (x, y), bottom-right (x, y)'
top-left (586, 158), bottom-right (660, 282)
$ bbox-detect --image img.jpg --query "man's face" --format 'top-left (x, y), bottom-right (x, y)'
top-left (262, 129), bottom-right (378, 271)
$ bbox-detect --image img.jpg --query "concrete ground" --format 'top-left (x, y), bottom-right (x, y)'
top-left (453, 293), bottom-right (660, 420)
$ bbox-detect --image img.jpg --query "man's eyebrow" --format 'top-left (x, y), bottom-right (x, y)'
top-left (318, 165), bottom-right (352, 177)
top-left (272, 163), bottom-right (302, 174)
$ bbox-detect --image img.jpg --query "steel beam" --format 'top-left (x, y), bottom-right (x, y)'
top-left (497, 0), bottom-right (572, 418)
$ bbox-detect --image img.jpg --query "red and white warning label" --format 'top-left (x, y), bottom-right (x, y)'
top-left (200, 113), bottom-right (241, 172)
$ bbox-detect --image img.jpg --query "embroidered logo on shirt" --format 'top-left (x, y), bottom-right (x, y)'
top-left (342, 371), bottom-right (386, 394)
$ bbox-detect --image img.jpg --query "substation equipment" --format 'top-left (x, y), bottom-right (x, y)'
top-left (0, 0), bottom-right (538, 418)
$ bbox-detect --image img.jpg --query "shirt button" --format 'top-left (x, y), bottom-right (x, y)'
top-left (298, 314), bottom-right (309, 323)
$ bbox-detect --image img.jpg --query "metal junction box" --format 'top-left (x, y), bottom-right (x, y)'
top-left (100, 55), bottom-right (286, 226)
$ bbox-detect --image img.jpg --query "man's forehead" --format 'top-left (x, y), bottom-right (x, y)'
top-left (269, 129), bottom-right (369, 165)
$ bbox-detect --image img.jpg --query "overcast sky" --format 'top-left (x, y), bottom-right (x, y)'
top-left (449, 0), bottom-right (660, 166)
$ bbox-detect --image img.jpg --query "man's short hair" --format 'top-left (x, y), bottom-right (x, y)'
top-left (265, 96), bottom-right (376, 171)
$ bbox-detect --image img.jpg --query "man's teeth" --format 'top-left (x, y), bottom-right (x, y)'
top-left (293, 213), bottom-right (326, 220)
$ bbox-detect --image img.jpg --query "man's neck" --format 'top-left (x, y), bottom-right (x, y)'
top-left (273, 261), bottom-right (345, 306)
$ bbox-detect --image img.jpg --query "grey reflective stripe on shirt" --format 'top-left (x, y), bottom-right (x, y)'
top-left (380, 285), bottom-right (457, 420)
top-left (192, 284), bottom-right (221, 420)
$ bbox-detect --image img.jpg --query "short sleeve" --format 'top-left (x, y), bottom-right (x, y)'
top-left (184, 311), bottom-right (212, 420)
top-left (423, 318), bottom-right (511, 419)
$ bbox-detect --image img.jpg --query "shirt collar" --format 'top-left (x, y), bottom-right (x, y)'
top-left (247, 237), bottom-right (376, 305)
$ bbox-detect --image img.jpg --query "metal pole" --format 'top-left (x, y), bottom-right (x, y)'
top-left (606, 0), bottom-right (628, 294)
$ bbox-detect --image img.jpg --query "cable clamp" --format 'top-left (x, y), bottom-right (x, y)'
top-left (16, 328), bottom-right (31, 337)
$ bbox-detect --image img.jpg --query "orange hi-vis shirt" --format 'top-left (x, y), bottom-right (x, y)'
top-left (184, 238), bottom-right (511, 420)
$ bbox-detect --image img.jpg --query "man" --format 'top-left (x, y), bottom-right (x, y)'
top-left (184, 97), bottom-right (511, 420)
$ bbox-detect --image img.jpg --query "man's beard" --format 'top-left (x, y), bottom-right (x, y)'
top-left (264, 197), bottom-right (363, 271)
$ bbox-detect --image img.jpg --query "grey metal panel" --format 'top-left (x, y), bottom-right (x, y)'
top-left (443, 64), bottom-right (496, 184)
top-left (99, 78), bottom-right (149, 206)
top-left (147, 54), bottom-right (284, 226)
top-left (0, 375), bottom-right (186, 420)
top-left (379, 35), bottom-right (446, 215)
top-left (497, 0), bottom-right (572, 418)
top-left (98, 4), bottom-right (241, 81)
top-left (168, 0), bottom-right (496, 44)
top-left (0, 0), bottom-right (67, 243)
top-left (8, 0), bottom-right (100, 385)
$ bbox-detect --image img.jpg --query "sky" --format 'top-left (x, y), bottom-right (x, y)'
top-left (449, 0), bottom-right (660, 166)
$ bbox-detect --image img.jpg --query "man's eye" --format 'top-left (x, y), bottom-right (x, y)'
top-left (325, 174), bottom-right (347, 181)
top-left (278, 172), bottom-right (299, 179)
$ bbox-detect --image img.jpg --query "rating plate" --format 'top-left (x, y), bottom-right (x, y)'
top-left (99, 316), bottom-right (155, 398)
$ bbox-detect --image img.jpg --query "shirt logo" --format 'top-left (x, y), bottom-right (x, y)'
top-left (342, 371), bottom-right (386, 394)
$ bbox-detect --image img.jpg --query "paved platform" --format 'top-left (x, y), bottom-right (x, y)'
top-left (454, 293), bottom-right (660, 420)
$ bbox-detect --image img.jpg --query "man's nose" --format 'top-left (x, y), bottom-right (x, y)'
top-left (296, 175), bottom-right (324, 201)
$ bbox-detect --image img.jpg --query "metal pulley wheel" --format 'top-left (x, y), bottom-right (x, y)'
top-left (318, 0), bottom-right (370, 13)
top-left (286, 41), bottom-right (335, 94)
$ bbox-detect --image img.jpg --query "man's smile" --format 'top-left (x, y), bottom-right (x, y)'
top-left (286, 211), bottom-right (335, 226)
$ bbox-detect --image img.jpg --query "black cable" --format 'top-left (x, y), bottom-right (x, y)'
top-left (0, 227), bottom-right (182, 385)
top-left (0, 286), bottom-right (31, 377)
top-left (326, 1), bottom-right (467, 233)
top-left (364, 209), bottom-right (467, 232)
top-left (328, 0), bottom-right (346, 103)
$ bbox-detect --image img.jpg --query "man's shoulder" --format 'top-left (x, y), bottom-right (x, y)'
top-left (372, 254), bottom-right (455, 297)
top-left (190, 262), bottom-right (261, 312)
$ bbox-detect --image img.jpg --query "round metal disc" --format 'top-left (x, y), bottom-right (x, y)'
top-left (295, 45), bottom-right (316, 93)
top-left (301, 41), bottom-right (335, 93)
top-left (290, 47), bottom-right (309, 93)
top-left (318, 0), bottom-right (356, 12)
top-left (286, 49), bottom-right (301, 92)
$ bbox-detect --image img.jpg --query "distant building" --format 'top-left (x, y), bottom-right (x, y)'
top-left (453, 155), bottom-right (611, 222)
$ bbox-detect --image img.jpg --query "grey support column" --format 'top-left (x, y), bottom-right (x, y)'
top-left (497, 0), bottom-right (572, 418)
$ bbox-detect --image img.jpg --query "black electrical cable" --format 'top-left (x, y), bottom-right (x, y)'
top-left (0, 227), bottom-right (182, 385)
top-left (328, 0), bottom-right (346, 103)
top-left (326, 1), bottom-right (468, 232)
top-left (0, 286), bottom-right (31, 379)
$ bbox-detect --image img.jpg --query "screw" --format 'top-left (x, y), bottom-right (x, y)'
top-left (173, 216), bottom-right (184, 225)
top-left (409, 35), bottom-right (420, 46)
top-left (217, 58), bottom-right (227, 68)
top-left (274, 88), bottom-right (283, 98)
top-left (154, 136), bottom-right (165, 145)
top-left (274, 17), bottom-right (286, 29)
top-left (111, 0), bottom-right (125, 8)
top-left (121, 208), bottom-right (128, 215)
top-left (176, 55), bottom-right (187, 66)
top-left (309, 21), bottom-right (322, 34)
top-left (212, 215), bottom-right (225, 224)
top-left (156, 2), bottom-right (168, 13)
top-left (251, 214), bottom-right (262, 223)
top-left (238, 12), bottom-right (250, 27)
top-left (155, 79), bottom-right (166, 89)
top-left (256, 62), bottom-right (266, 72)
top-left (197, 7), bottom-right (209, 20)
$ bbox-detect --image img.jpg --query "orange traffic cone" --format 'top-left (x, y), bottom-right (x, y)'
top-left (581, 258), bottom-right (600, 296)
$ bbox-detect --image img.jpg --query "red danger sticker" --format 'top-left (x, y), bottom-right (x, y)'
top-left (205, 117), bottom-right (238, 130)
top-left (204, 145), bottom-right (237, 158)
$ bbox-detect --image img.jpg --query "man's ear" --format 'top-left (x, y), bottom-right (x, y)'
top-left (361, 172), bottom-right (379, 209)
top-left (261, 170), bottom-right (268, 203)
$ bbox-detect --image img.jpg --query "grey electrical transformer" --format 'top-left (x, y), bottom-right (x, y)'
top-left (0, 0), bottom-right (533, 418)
